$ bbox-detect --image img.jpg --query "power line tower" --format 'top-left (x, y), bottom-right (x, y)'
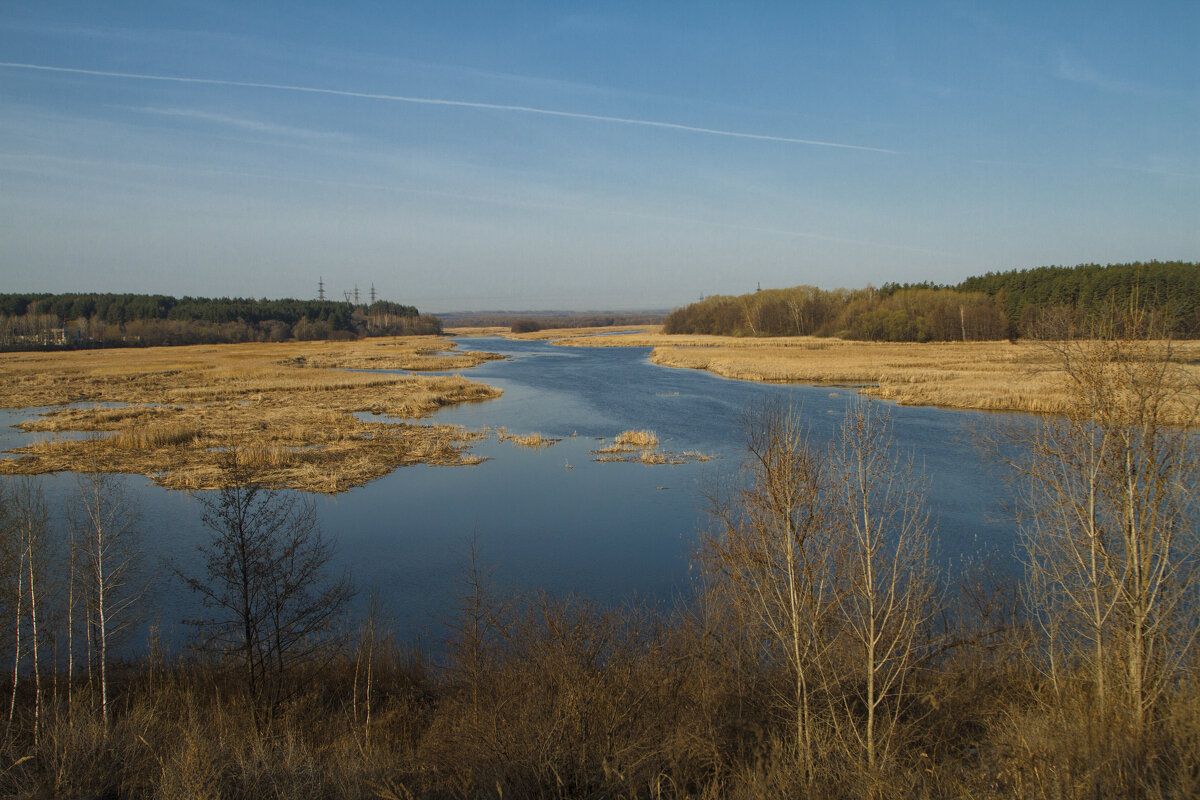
top-left (318, 276), bottom-right (325, 301)
top-left (370, 283), bottom-right (376, 305)
top-left (343, 291), bottom-right (352, 304)
top-left (354, 285), bottom-right (360, 305)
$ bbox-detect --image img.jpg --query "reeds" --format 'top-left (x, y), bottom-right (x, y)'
top-left (495, 427), bottom-right (560, 449)
top-left (591, 429), bottom-right (712, 465)
top-left (114, 423), bottom-right (201, 449)
top-left (0, 337), bottom-right (503, 491)
top-left (614, 429), bottom-right (659, 448)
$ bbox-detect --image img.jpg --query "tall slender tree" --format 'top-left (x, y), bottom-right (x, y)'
top-left (71, 469), bottom-right (144, 730)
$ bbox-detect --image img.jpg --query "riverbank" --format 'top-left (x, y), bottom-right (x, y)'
top-left (449, 326), bottom-right (1200, 422)
top-left (0, 336), bottom-right (503, 492)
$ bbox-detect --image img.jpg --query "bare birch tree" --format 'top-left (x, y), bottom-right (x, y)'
top-left (71, 469), bottom-right (145, 730)
top-left (8, 481), bottom-right (50, 745)
top-left (1008, 312), bottom-right (1200, 740)
top-left (830, 398), bottom-right (934, 777)
top-left (705, 398), bottom-right (937, 784)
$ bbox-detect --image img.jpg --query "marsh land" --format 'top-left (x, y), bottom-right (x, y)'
top-left (5, 329), bottom-right (1197, 497)
top-left (0, 336), bottom-right (502, 492)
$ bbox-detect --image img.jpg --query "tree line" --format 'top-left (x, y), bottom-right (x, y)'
top-left (0, 293), bottom-right (441, 350)
top-left (663, 261), bottom-right (1200, 340)
top-left (0, 314), bottom-right (1197, 797)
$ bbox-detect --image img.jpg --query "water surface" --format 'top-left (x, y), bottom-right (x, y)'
top-left (0, 337), bottom-right (1019, 647)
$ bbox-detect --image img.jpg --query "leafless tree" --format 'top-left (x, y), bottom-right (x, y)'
top-left (180, 445), bottom-right (353, 718)
top-left (704, 398), bottom-right (937, 784)
top-left (829, 398), bottom-right (934, 777)
top-left (1006, 311), bottom-right (1200, 740)
top-left (71, 469), bottom-right (145, 730)
top-left (703, 399), bottom-right (841, 780)
top-left (5, 481), bottom-right (51, 745)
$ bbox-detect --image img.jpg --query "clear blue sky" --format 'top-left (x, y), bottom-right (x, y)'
top-left (1, 2), bottom-right (1197, 311)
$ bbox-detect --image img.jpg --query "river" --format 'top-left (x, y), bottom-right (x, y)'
top-left (0, 336), bottom-right (1019, 648)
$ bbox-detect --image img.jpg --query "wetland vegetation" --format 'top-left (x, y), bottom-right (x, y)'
top-left (0, 337), bottom-right (502, 492)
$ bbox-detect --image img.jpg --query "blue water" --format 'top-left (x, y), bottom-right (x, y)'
top-left (0, 338), bottom-right (1019, 647)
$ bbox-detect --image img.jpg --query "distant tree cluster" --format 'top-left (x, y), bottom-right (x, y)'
top-left (664, 261), bottom-right (1200, 341)
top-left (0, 292), bottom-right (440, 350)
top-left (958, 261), bottom-right (1200, 336)
top-left (509, 319), bottom-right (543, 333)
top-left (663, 285), bottom-right (1007, 341)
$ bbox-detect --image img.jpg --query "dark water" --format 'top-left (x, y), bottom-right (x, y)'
top-left (0, 338), bottom-right (1018, 647)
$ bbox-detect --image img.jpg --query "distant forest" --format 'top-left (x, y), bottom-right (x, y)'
top-left (0, 293), bottom-right (441, 350)
top-left (664, 261), bottom-right (1200, 341)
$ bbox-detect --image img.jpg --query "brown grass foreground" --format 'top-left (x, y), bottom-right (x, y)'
top-left (4, 586), bottom-right (1198, 800)
top-left (455, 325), bottom-right (1200, 423)
top-left (0, 337), bottom-right (504, 492)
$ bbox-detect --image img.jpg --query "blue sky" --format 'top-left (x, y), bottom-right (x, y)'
top-left (1, 2), bottom-right (1197, 311)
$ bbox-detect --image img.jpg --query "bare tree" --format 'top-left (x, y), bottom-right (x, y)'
top-left (704, 398), bottom-right (937, 784)
top-left (71, 469), bottom-right (145, 730)
top-left (5, 481), bottom-right (51, 745)
top-left (830, 398), bottom-right (934, 777)
top-left (1007, 311), bottom-right (1200, 741)
top-left (180, 445), bottom-right (353, 718)
top-left (703, 399), bottom-right (841, 780)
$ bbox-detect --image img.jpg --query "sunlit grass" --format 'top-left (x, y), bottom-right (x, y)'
top-left (495, 427), bottom-right (560, 449)
top-left (591, 429), bottom-right (711, 465)
top-left (527, 330), bottom-right (1200, 424)
top-left (0, 337), bottom-right (503, 492)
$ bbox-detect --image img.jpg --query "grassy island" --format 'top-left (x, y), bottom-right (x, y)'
top-left (0, 337), bottom-right (503, 492)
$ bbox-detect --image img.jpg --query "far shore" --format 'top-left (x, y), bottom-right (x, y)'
top-left (448, 325), bottom-right (1200, 423)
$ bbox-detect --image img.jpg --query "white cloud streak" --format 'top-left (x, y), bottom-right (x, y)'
top-left (0, 61), bottom-right (896, 153)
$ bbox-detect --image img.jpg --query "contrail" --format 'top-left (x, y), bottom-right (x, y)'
top-left (0, 61), bottom-right (895, 154)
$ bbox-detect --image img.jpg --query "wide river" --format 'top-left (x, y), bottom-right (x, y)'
top-left (1, 336), bottom-right (1021, 647)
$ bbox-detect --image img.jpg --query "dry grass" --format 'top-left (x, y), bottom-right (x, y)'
top-left (494, 427), bottom-right (560, 449)
top-left (0, 337), bottom-right (503, 492)
top-left (591, 429), bottom-right (712, 465)
top-left (113, 423), bottom-right (202, 449)
top-left (515, 329), bottom-right (1200, 423)
top-left (614, 429), bottom-right (659, 448)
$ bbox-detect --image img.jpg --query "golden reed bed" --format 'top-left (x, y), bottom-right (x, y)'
top-left (452, 325), bottom-right (1200, 422)
top-left (0, 337), bottom-right (503, 493)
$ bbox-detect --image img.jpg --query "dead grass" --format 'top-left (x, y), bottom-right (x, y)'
top-left (494, 427), bottom-right (560, 449)
top-left (614, 429), bottom-right (659, 448)
top-left (591, 429), bottom-right (712, 465)
top-left (0, 337), bottom-right (503, 492)
top-left (113, 423), bottom-right (202, 449)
